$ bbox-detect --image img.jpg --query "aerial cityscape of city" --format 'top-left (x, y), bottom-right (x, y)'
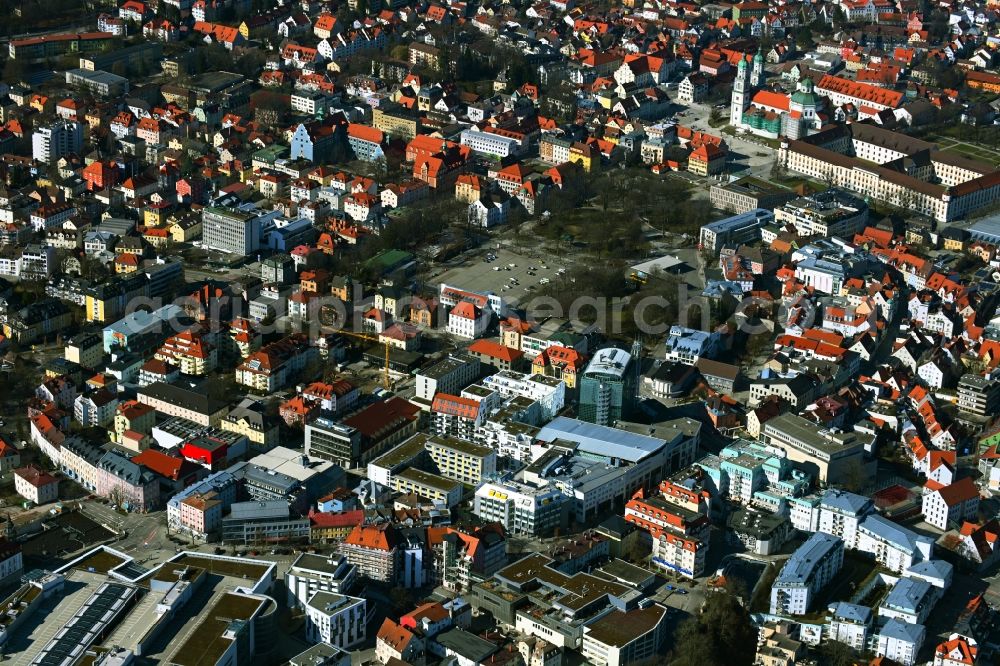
top-left (0, 0), bottom-right (998, 663)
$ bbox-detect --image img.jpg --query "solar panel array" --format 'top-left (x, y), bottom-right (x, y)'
top-left (32, 582), bottom-right (137, 666)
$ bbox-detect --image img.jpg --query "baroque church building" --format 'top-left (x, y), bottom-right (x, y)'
top-left (731, 49), bottom-right (824, 140)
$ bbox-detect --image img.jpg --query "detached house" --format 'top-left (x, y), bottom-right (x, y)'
top-left (282, 43), bottom-right (322, 69)
top-left (447, 299), bottom-right (492, 339)
top-left (144, 19), bottom-right (179, 41)
top-left (688, 143), bottom-right (727, 176)
top-left (136, 117), bottom-right (169, 144)
top-left (468, 193), bottom-right (511, 228)
top-left (193, 20), bottom-right (244, 49)
top-left (922, 477), bottom-right (980, 531)
top-left (14, 465), bottom-right (59, 505)
top-left (314, 12), bottom-right (339, 39)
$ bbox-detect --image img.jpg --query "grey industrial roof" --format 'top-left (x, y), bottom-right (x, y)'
top-left (536, 417), bottom-right (665, 464)
top-left (291, 553), bottom-right (349, 576)
top-left (594, 559), bottom-right (656, 588)
top-left (583, 347), bottom-right (632, 379)
top-left (764, 412), bottom-right (859, 455)
top-left (435, 628), bottom-right (499, 662)
top-left (103, 304), bottom-right (185, 337)
top-left (702, 208), bottom-right (773, 232)
top-left (66, 68), bottom-right (129, 85)
top-left (227, 500), bottom-right (289, 521)
top-left (728, 509), bottom-right (789, 537)
top-left (617, 418), bottom-right (702, 446)
top-left (306, 591), bottom-right (364, 615)
top-left (395, 467), bottom-right (461, 493)
top-left (419, 354), bottom-right (476, 380)
top-left (32, 581), bottom-right (138, 666)
top-left (140, 381), bottom-right (227, 415)
top-left (229, 461), bottom-right (301, 493)
top-left (289, 643), bottom-right (350, 666)
top-left (969, 215), bottom-right (1000, 243)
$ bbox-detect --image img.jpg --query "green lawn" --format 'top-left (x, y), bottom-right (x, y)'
top-left (775, 175), bottom-right (829, 193)
top-left (925, 131), bottom-right (1000, 164)
top-left (814, 551), bottom-right (879, 610)
top-left (939, 142), bottom-right (1000, 165)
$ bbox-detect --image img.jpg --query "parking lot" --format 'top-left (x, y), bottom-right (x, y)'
top-left (674, 100), bottom-right (777, 179)
top-left (20, 511), bottom-right (117, 568)
top-left (432, 247), bottom-right (569, 306)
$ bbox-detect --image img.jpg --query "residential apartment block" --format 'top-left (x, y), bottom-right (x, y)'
top-left (770, 532), bottom-right (844, 616)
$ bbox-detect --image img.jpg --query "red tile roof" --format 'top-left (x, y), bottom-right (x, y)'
top-left (751, 90), bottom-right (790, 112)
top-left (817, 74), bottom-right (903, 107)
top-left (467, 339), bottom-right (523, 362)
top-left (344, 523), bottom-right (398, 551)
top-left (131, 449), bottom-right (187, 481)
top-left (450, 301), bottom-right (479, 319)
top-left (376, 618), bottom-right (415, 652)
top-left (432, 393), bottom-right (481, 416)
top-left (348, 123), bottom-right (384, 144)
top-left (0, 440), bottom-right (18, 459)
top-left (309, 509), bottom-right (365, 528)
top-left (14, 465), bottom-right (57, 488)
top-left (932, 477), bottom-right (979, 507)
top-left (343, 397), bottom-right (420, 439)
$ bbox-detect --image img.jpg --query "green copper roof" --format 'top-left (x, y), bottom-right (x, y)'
top-left (791, 90), bottom-right (817, 105)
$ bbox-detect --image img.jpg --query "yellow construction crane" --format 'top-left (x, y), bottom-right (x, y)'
top-left (335, 329), bottom-right (392, 390)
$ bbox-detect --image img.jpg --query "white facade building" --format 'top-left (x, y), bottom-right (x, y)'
top-left (304, 591), bottom-right (367, 650)
top-left (856, 515), bottom-right (934, 573)
top-left (921, 478), bottom-right (980, 531)
top-left (415, 354), bottom-right (480, 402)
top-left (481, 371), bottom-right (566, 419)
top-left (873, 618), bottom-right (925, 666)
top-left (788, 494), bottom-right (821, 532)
top-left (474, 481), bottom-right (565, 536)
top-left (446, 301), bottom-right (492, 340)
top-left (826, 602), bottom-right (872, 652)
top-left (459, 129), bottom-right (523, 158)
top-left (32, 121), bottom-right (83, 164)
top-left (818, 489), bottom-right (873, 549)
top-left (286, 553), bottom-right (357, 609)
top-left (770, 533), bottom-right (844, 616)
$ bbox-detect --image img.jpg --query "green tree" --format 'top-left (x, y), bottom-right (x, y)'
top-left (669, 591), bottom-right (757, 666)
top-left (159, 3), bottom-right (180, 22)
top-left (816, 641), bottom-right (860, 666)
top-left (794, 24), bottom-right (815, 49)
top-left (2, 58), bottom-right (26, 84)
